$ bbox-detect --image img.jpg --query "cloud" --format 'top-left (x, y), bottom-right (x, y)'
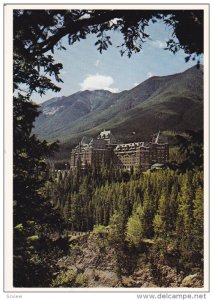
top-left (134, 82), bottom-right (139, 87)
top-left (95, 59), bottom-right (100, 67)
top-left (147, 72), bottom-right (153, 78)
top-left (80, 74), bottom-right (119, 92)
top-left (149, 40), bottom-right (167, 49)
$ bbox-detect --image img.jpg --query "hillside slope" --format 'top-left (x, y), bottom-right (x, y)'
top-left (54, 232), bottom-right (203, 288)
top-left (33, 65), bottom-right (203, 145)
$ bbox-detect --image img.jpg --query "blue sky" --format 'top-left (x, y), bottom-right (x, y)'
top-left (33, 19), bottom-right (201, 103)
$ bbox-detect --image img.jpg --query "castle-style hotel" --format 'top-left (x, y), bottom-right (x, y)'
top-left (70, 130), bottom-right (169, 171)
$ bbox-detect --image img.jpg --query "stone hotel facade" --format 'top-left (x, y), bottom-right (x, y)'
top-left (70, 130), bottom-right (169, 171)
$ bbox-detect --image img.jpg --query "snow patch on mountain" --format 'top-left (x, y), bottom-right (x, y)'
top-left (43, 106), bottom-right (64, 116)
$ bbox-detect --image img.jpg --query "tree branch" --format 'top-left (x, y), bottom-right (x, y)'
top-left (31, 10), bottom-right (155, 55)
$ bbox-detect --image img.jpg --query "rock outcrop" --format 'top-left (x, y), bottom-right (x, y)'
top-left (55, 232), bottom-right (203, 288)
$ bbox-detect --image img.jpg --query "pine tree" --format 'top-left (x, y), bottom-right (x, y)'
top-left (168, 181), bottom-right (179, 232)
top-left (191, 186), bottom-right (204, 267)
top-left (176, 174), bottom-right (194, 236)
top-left (108, 211), bottom-right (127, 280)
top-left (126, 205), bottom-right (144, 247)
top-left (140, 187), bottom-right (155, 238)
top-left (175, 173), bottom-right (195, 269)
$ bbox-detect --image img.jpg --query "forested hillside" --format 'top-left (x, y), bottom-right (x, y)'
top-left (34, 65), bottom-right (203, 145)
top-left (46, 165), bottom-right (204, 287)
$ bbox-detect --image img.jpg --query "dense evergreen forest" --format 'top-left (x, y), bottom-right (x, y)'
top-left (47, 164), bottom-right (203, 278)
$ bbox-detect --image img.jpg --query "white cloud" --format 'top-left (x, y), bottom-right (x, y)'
top-left (134, 82), bottom-right (139, 87)
top-left (149, 40), bottom-right (167, 49)
top-left (147, 72), bottom-right (153, 78)
top-left (80, 74), bottom-right (119, 93)
top-left (95, 59), bottom-right (100, 67)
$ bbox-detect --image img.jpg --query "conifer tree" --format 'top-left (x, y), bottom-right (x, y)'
top-left (126, 205), bottom-right (144, 247)
top-left (153, 189), bottom-right (170, 237)
top-left (168, 182), bottom-right (179, 232)
top-left (175, 173), bottom-right (194, 269)
top-left (140, 187), bottom-right (155, 238)
top-left (191, 186), bottom-right (204, 266)
top-left (108, 211), bottom-right (127, 280)
top-left (176, 174), bottom-right (194, 236)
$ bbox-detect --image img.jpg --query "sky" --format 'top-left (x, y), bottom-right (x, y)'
top-left (32, 19), bottom-right (202, 103)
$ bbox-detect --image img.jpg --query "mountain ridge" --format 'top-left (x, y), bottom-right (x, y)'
top-left (33, 65), bottom-right (203, 147)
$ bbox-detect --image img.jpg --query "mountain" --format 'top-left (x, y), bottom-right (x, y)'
top-left (33, 65), bottom-right (203, 148)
